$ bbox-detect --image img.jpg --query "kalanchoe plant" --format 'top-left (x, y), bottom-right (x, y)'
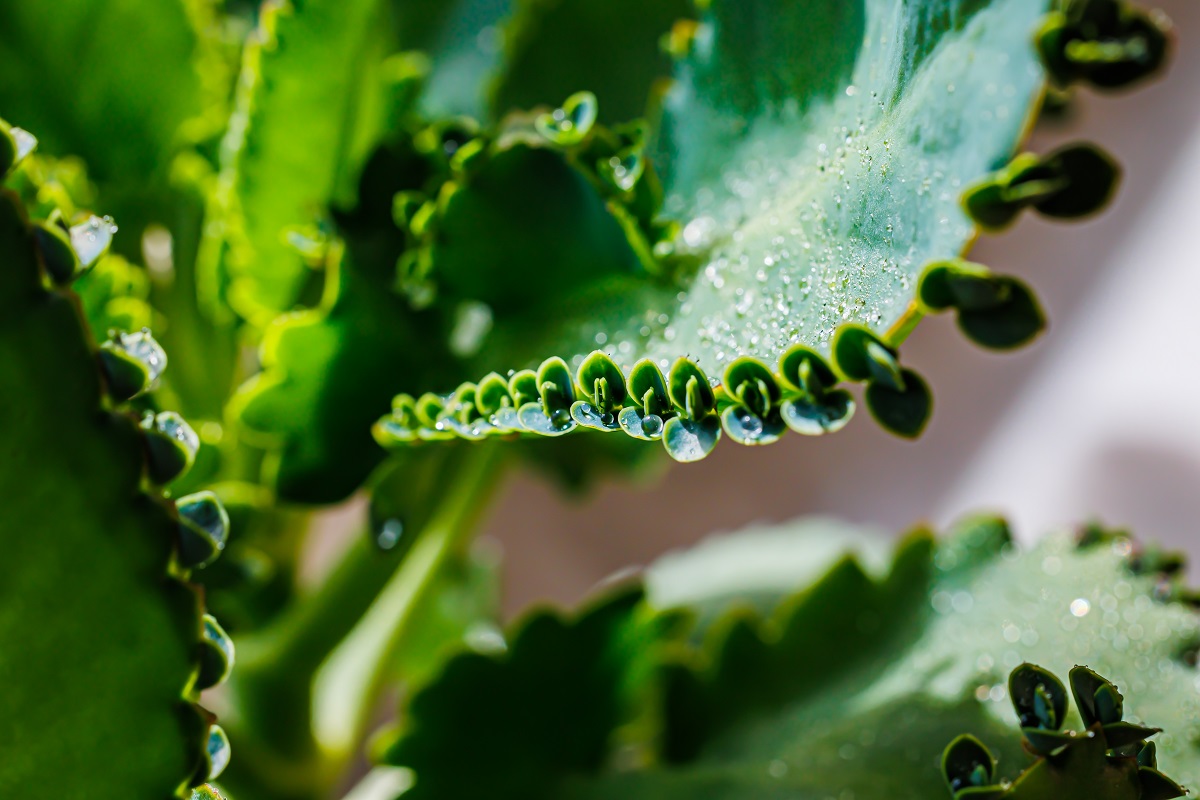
top-left (0, 0), bottom-right (1184, 799)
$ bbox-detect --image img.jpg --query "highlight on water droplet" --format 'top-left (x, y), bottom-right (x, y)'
top-left (69, 214), bottom-right (118, 269)
top-left (206, 724), bottom-right (231, 780)
top-left (10, 126), bottom-right (36, 164)
top-left (283, 223), bottom-right (331, 263)
top-left (600, 146), bottom-right (645, 192)
top-left (99, 328), bottom-right (168, 401)
top-left (376, 518), bottom-right (404, 551)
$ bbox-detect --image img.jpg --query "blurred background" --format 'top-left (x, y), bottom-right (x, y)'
top-left (475, 0), bottom-right (1200, 613)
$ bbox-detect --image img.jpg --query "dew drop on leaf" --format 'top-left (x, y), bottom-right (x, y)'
top-left (206, 725), bottom-right (230, 780)
top-left (10, 126), bottom-right (36, 165)
top-left (376, 518), bottom-right (404, 551)
top-left (155, 412), bottom-right (200, 454)
top-left (108, 328), bottom-right (167, 384)
top-left (68, 215), bottom-right (118, 268)
top-left (642, 414), bottom-right (664, 437)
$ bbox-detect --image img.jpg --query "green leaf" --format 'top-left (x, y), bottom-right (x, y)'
top-left (386, 513), bottom-right (1200, 800)
top-left (919, 260), bottom-right (1046, 350)
top-left (232, 252), bottom-right (448, 503)
top-left (1037, 0), bottom-right (1173, 91)
top-left (608, 520), bottom-right (1200, 799)
top-left (379, 587), bottom-right (659, 800)
top-left (490, 0), bottom-right (692, 124)
top-left (634, 0), bottom-right (1052, 367)
top-left (372, 0), bottom-right (1106, 462)
top-left (0, 188), bottom-right (210, 796)
top-left (395, 0), bottom-right (516, 119)
top-left (0, 0), bottom-right (201, 190)
top-left (428, 139), bottom-right (646, 315)
top-left (213, 0), bottom-right (397, 321)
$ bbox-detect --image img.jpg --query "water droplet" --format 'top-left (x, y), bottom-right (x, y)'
top-left (376, 518), bottom-right (404, 551)
top-left (535, 91), bottom-right (598, 145)
top-left (192, 786), bottom-right (226, 800)
top-left (550, 408), bottom-right (572, 429)
top-left (602, 147), bottom-right (645, 192)
top-left (1070, 598), bottom-right (1091, 617)
top-left (642, 414), bottom-right (663, 437)
top-left (465, 622), bottom-right (507, 654)
top-left (600, 412), bottom-right (615, 426)
top-left (207, 725), bottom-right (231, 780)
top-left (449, 301), bottom-right (493, 357)
top-left (10, 126), bottom-right (36, 165)
top-left (283, 225), bottom-right (328, 261)
top-left (740, 413), bottom-right (764, 439)
top-left (156, 412), bottom-right (200, 454)
top-left (110, 329), bottom-right (167, 383)
top-left (69, 215), bottom-right (118, 268)
top-left (682, 216), bottom-right (716, 249)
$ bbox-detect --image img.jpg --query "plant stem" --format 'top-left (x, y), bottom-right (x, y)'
top-left (313, 442), bottom-right (506, 759)
top-left (222, 443), bottom-right (506, 800)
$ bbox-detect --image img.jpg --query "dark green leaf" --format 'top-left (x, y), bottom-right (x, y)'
top-left (0, 190), bottom-right (208, 796)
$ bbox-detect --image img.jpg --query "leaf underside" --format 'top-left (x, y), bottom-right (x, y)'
top-left (0, 191), bottom-right (207, 798)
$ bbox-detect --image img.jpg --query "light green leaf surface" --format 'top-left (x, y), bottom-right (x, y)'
top-left (371, 0), bottom-right (1069, 463)
top-left (384, 514), bottom-right (1200, 800)
top-left (579, 521), bottom-right (1200, 799)
top-left (0, 189), bottom-right (208, 797)
top-left (612, 0), bottom-right (1052, 371)
top-left (214, 0), bottom-right (392, 321)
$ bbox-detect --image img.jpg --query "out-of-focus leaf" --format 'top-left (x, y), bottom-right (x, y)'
top-left (0, 188), bottom-right (208, 796)
top-left (490, 0), bottom-right (692, 123)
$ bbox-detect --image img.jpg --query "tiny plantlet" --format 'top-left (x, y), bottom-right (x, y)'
top-left (0, 1), bottom-right (1188, 799)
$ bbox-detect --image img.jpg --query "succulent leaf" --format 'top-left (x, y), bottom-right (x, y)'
top-left (0, 186), bottom-right (217, 795)
top-left (1037, 0), bottom-right (1173, 90)
top-left (212, 0), bottom-right (396, 320)
top-left (378, 587), bottom-right (658, 800)
top-left (490, 0), bottom-right (692, 124)
top-left (360, 0), bottom-right (1159, 471)
top-left (382, 514), bottom-right (1200, 800)
top-left (0, 0), bottom-right (200, 194)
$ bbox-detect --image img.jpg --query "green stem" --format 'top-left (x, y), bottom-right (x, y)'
top-left (313, 442), bottom-right (505, 759)
top-left (222, 443), bottom-right (505, 800)
top-left (886, 302), bottom-right (925, 347)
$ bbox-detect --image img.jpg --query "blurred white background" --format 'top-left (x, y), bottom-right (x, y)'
top-left (480, 0), bottom-right (1200, 613)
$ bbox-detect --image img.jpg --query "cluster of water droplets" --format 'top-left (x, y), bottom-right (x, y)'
top-left (899, 534), bottom-right (1200, 785)
top-left (670, 533), bottom-right (1200, 795)
top-left (108, 328), bottom-right (168, 385)
top-left (545, 0), bottom-right (1044, 383)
